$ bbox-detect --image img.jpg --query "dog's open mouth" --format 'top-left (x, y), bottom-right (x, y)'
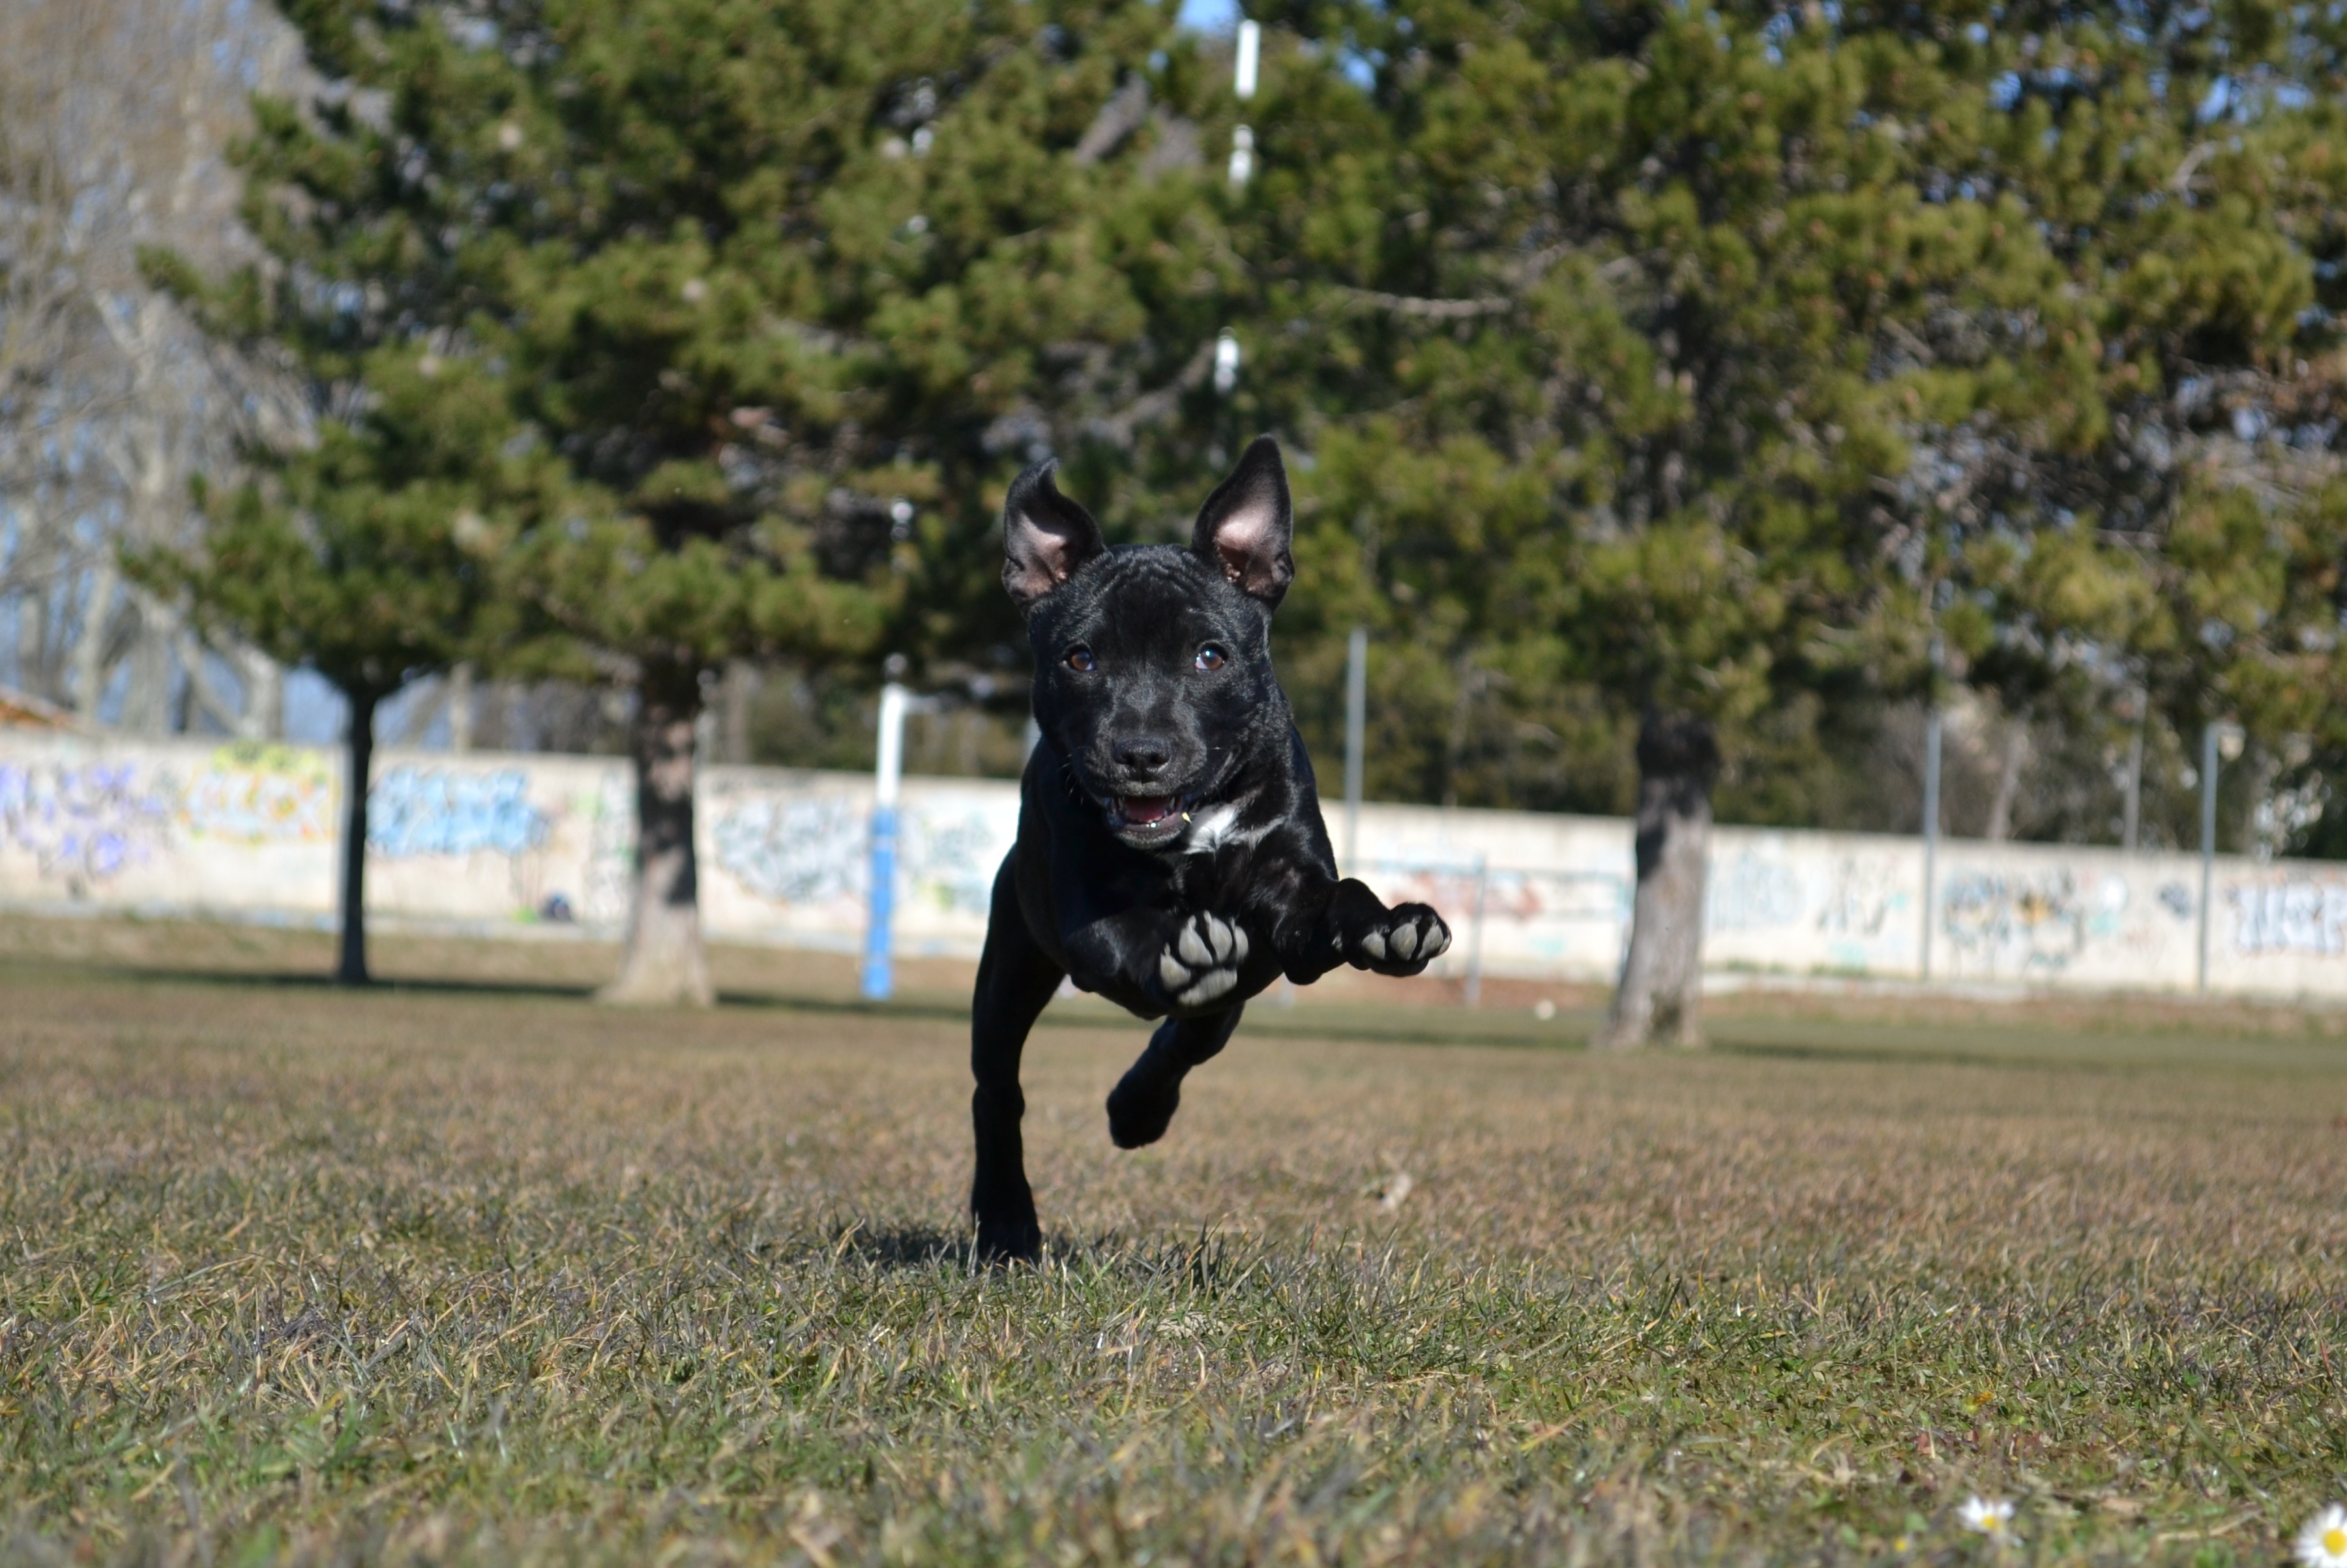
top-left (1104, 791), bottom-right (1192, 844)
top-left (1116, 794), bottom-right (1181, 827)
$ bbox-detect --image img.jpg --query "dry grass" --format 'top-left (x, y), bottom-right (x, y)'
top-left (3, 916), bottom-right (2345, 1565)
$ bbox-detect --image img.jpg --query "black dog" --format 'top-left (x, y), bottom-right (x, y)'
top-left (967, 436), bottom-right (1453, 1262)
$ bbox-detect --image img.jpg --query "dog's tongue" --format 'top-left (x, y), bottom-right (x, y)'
top-left (1117, 794), bottom-right (1179, 826)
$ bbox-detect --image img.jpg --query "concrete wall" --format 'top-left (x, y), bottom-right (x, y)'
top-left (5, 730), bottom-right (2344, 1000)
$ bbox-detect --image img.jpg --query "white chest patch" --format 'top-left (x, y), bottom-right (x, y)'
top-left (1183, 804), bottom-right (1265, 855)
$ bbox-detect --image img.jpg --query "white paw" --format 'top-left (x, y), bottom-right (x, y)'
top-left (1156, 912), bottom-right (1249, 1007)
top-left (1353, 906), bottom-right (1451, 971)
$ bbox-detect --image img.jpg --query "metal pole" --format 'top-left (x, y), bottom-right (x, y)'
top-left (1229, 20), bottom-right (1260, 188)
top-left (2198, 719), bottom-right (2218, 994)
top-left (2121, 698), bottom-right (2144, 852)
top-left (861, 682), bottom-right (909, 1001)
top-left (1342, 626), bottom-right (1366, 876)
top-left (1921, 702), bottom-right (1941, 983)
top-left (1463, 854), bottom-right (1488, 1009)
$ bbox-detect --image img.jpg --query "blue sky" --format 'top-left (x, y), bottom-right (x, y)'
top-left (1177, 0), bottom-right (1240, 33)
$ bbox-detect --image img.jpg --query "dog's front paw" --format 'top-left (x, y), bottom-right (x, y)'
top-left (1154, 912), bottom-right (1248, 1009)
top-left (1346, 902), bottom-right (1452, 977)
top-left (1106, 1063), bottom-right (1180, 1149)
top-left (975, 1209), bottom-right (1041, 1264)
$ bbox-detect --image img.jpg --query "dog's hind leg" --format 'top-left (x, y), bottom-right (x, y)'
top-left (971, 863), bottom-right (1063, 1263)
top-left (1105, 1006), bottom-right (1243, 1150)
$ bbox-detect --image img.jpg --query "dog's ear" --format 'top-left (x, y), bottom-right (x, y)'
top-left (1191, 436), bottom-right (1293, 609)
top-left (1002, 458), bottom-right (1106, 609)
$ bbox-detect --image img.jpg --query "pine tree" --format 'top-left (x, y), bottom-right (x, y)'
top-left (133, 336), bottom-right (531, 984)
top-left (1141, 0), bottom-right (2347, 1041)
top-left (211, 0), bottom-right (1189, 1003)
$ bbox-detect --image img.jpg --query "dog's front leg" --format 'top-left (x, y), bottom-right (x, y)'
top-left (1311, 877), bottom-right (1454, 979)
top-left (1063, 907), bottom-right (1254, 1015)
top-left (969, 863), bottom-right (1063, 1263)
top-left (1105, 1006), bottom-right (1245, 1149)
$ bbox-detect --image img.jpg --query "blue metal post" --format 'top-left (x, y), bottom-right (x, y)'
top-left (861, 682), bottom-right (910, 1001)
top-left (861, 806), bottom-right (898, 1001)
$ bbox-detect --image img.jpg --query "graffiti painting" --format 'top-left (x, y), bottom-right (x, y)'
top-left (1707, 851), bottom-right (1804, 934)
top-left (1940, 870), bottom-right (2088, 973)
top-left (1817, 856), bottom-right (1905, 938)
top-left (903, 803), bottom-right (1015, 916)
top-left (367, 767), bottom-right (550, 859)
top-left (711, 793), bottom-right (866, 908)
top-left (2228, 878), bottom-right (2347, 957)
top-left (181, 745), bottom-right (335, 842)
top-left (0, 759), bottom-right (176, 884)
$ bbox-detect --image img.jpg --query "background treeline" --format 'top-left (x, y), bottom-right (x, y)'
top-left (4, 0), bottom-right (2346, 1011)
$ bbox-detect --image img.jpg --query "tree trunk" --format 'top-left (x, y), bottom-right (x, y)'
top-left (120, 621), bottom-right (172, 737)
top-left (720, 659), bottom-right (755, 765)
top-left (15, 541), bottom-right (52, 699)
top-left (1983, 706), bottom-right (2031, 841)
top-left (448, 662), bottom-right (475, 752)
top-left (70, 555), bottom-right (121, 718)
top-left (1595, 712), bottom-right (1719, 1051)
top-left (598, 666), bottom-right (714, 1007)
top-left (239, 645), bottom-right (284, 739)
top-left (337, 690), bottom-right (379, 986)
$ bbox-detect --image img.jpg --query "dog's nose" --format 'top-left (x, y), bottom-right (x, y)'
top-left (1112, 734), bottom-right (1174, 774)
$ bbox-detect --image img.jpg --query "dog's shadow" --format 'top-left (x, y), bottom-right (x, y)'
top-left (802, 1219), bottom-right (1278, 1288)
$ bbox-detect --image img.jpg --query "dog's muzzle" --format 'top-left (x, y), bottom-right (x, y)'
top-left (1105, 791), bottom-right (1194, 847)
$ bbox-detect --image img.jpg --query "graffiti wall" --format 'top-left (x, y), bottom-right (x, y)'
top-left (8, 730), bottom-right (2347, 1001)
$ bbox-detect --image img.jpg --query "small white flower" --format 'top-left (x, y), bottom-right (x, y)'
top-left (1956, 1496), bottom-right (2015, 1538)
top-left (2297, 1505), bottom-right (2347, 1568)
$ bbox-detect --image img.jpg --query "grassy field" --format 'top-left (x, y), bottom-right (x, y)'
top-left (3, 917), bottom-right (2345, 1565)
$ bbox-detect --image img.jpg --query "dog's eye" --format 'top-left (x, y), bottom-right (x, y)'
top-left (1065, 645), bottom-right (1096, 673)
top-left (1195, 644), bottom-right (1226, 672)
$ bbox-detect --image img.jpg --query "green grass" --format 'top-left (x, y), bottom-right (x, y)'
top-left (3, 917), bottom-right (2345, 1565)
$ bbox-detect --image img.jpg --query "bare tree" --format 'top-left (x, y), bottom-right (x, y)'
top-left (0, 0), bottom-right (300, 729)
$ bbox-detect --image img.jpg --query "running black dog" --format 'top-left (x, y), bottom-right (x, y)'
top-left (968, 437), bottom-right (1453, 1261)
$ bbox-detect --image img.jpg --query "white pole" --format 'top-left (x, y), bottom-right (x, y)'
top-left (861, 682), bottom-right (909, 1001)
top-left (2121, 693), bottom-right (2145, 851)
top-left (1226, 125), bottom-right (1254, 189)
top-left (1463, 854), bottom-right (1488, 1009)
top-left (2198, 722), bottom-right (2245, 993)
top-left (1921, 706), bottom-right (1940, 982)
top-left (1342, 626), bottom-right (1366, 876)
top-left (2198, 720), bottom-right (2218, 994)
top-left (1229, 21), bottom-right (1259, 189)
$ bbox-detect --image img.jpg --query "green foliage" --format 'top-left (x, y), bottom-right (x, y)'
top-left (1070, 0), bottom-right (2347, 823)
top-left (136, 340), bottom-right (530, 703)
top-left (164, 0), bottom-right (2347, 841)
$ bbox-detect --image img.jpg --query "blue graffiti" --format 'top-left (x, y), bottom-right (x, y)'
top-left (712, 794), bottom-right (865, 905)
top-left (0, 761), bottom-right (174, 882)
top-left (367, 767), bottom-right (548, 859)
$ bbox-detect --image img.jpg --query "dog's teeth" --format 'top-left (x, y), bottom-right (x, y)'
top-left (1177, 924), bottom-right (1213, 968)
top-left (1181, 969), bottom-right (1237, 1005)
top-left (1391, 925), bottom-right (1419, 960)
top-left (1360, 930), bottom-right (1387, 960)
top-left (1160, 951), bottom-right (1190, 990)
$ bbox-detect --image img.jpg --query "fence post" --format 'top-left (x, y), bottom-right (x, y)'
top-left (2198, 720), bottom-right (2242, 994)
top-left (861, 683), bottom-right (909, 1002)
top-left (2121, 687), bottom-right (2145, 851)
top-left (1463, 854), bottom-right (1488, 1009)
top-left (1921, 701), bottom-right (1941, 981)
top-left (1343, 626), bottom-right (1366, 875)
